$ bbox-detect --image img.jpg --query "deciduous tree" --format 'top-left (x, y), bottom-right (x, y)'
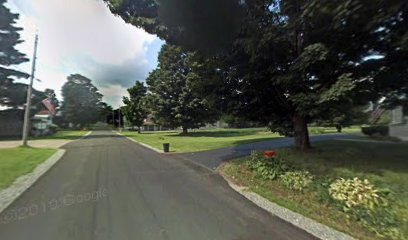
top-left (122, 81), bottom-right (148, 133)
top-left (105, 0), bottom-right (408, 150)
top-left (146, 45), bottom-right (218, 134)
top-left (61, 74), bottom-right (104, 128)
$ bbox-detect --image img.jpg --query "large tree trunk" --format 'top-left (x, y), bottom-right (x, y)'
top-left (182, 127), bottom-right (188, 134)
top-left (293, 114), bottom-right (311, 151)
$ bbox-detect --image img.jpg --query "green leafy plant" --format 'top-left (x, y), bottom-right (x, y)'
top-left (329, 178), bottom-right (404, 239)
top-left (280, 171), bottom-right (314, 192)
top-left (329, 178), bottom-right (386, 210)
top-left (246, 151), bottom-right (289, 180)
top-left (361, 125), bottom-right (389, 136)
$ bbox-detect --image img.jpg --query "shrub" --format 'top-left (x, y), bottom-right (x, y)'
top-left (329, 178), bottom-right (404, 239)
top-left (309, 128), bottom-right (325, 135)
top-left (329, 178), bottom-right (386, 210)
top-left (361, 125), bottom-right (389, 136)
top-left (280, 171), bottom-right (314, 192)
top-left (246, 151), bottom-right (289, 180)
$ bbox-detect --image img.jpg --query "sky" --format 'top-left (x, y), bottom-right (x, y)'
top-left (7, 0), bottom-right (164, 108)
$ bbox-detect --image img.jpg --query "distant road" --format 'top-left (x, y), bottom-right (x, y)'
top-left (0, 131), bottom-right (315, 240)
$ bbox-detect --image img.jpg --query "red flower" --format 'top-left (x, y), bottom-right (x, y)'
top-left (263, 150), bottom-right (276, 158)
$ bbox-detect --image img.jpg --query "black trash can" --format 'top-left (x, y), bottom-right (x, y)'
top-left (163, 143), bottom-right (170, 153)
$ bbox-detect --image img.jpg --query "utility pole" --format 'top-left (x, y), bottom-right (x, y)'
top-left (22, 33), bottom-right (39, 146)
top-left (118, 106), bottom-right (121, 132)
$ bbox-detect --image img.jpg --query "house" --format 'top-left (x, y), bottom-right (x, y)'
top-left (389, 105), bottom-right (408, 140)
top-left (142, 115), bottom-right (162, 131)
top-left (142, 114), bottom-right (171, 131)
top-left (31, 109), bottom-right (56, 136)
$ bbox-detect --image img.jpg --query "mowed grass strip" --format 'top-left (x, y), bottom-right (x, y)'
top-left (31, 130), bottom-right (89, 140)
top-left (221, 141), bottom-right (408, 240)
top-left (123, 128), bottom-right (281, 153)
top-left (0, 147), bottom-right (57, 189)
top-left (123, 126), bottom-right (360, 153)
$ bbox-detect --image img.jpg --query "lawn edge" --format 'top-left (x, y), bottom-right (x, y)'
top-left (114, 131), bottom-right (163, 153)
top-left (0, 149), bottom-right (66, 214)
top-left (218, 166), bottom-right (356, 240)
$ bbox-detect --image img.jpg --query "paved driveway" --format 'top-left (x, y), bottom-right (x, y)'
top-left (173, 134), bottom-right (354, 169)
top-left (0, 131), bottom-right (315, 240)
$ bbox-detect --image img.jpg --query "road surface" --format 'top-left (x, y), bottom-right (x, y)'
top-left (175, 134), bottom-right (354, 169)
top-left (0, 131), bottom-right (315, 240)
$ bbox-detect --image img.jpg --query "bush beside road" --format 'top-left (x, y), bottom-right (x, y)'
top-left (220, 140), bottom-right (408, 240)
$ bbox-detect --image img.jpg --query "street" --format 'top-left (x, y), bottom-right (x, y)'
top-left (0, 131), bottom-right (315, 240)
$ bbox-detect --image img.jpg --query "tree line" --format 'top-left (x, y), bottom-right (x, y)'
top-left (114, 0), bottom-right (407, 150)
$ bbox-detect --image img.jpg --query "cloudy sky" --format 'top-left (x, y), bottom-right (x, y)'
top-left (7, 0), bottom-right (164, 108)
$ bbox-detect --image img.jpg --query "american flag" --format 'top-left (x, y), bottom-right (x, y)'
top-left (41, 98), bottom-right (57, 115)
top-left (371, 107), bottom-right (385, 124)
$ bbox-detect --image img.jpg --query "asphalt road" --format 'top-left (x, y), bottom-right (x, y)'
top-left (175, 134), bottom-right (354, 169)
top-left (0, 131), bottom-right (316, 240)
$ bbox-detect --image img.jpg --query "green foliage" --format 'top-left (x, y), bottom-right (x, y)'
top-left (146, 44), bottom-right (219, 132)
top-left (122, 81), bottom-right (148, 129)
top-left (280, 171), bottom-right (314, 192)
top-left (329, 177), bottom-right (404, 239)
top-left (0, 0), bottom-right (36, 110)
top-left (329, 178), bottom-right (386, 210)
top-left (246, 151), bottom-right (289, 180)
top-left (103, 0), bottom-right (243, 53)
top-left (61, 74), bottom-right (107, 128)
top-left (361, 126), bottom-right (389, 136)
top-left (105, 0), bottom-right (408, 150)
top-left (314, 106), bottom-right (369, 132)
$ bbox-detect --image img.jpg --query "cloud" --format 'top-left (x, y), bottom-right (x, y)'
top-left (7, 0), bottom-right (163, 108)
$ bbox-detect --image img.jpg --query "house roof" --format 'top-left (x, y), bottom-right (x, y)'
top-left (35, 109), bottom-right (51, 116)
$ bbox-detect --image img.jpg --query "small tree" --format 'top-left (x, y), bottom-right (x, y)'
top-left (122, 81), bottom-right (148, 133)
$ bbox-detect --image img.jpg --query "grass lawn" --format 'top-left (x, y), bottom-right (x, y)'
top-left (123, 126), bottom-right (361, 153)
top-left (0, 147), bottom-right (57, 190)
top-left (221, 140), bottom-right (408, 240)
top-left (123, 128), bottom-right (282, 153)
top-left (31, 130), bottom-right (89, 140)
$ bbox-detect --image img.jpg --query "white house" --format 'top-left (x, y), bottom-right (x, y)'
top-left (31, 109), bottom-right (55, 136)
top-left (389, 105), bottom-right (408, 141)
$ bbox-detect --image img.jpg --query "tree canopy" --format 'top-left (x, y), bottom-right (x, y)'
top-left (0, 0), bottom-right (30, 108)
top-left (122, 81), bottom-right (148, 132)
top-left (61, 74), bottom-right (106, 128)
top-left (103, 0), bottom-right (244, 53)
top-left (105, 0), bottom-right (407, 150)
top-left (146, 44), bottom-right (219, 133)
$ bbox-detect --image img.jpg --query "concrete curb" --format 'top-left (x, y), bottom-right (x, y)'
top-left (113, 131), bottom-right (163, 153)
top-left (221, 175), bottom-right (355, 240)
top-left (82, 131), bottom-right (92, 138)
top-left (0, 149), bottom-right (66, 214)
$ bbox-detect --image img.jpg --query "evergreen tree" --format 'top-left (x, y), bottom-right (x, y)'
top-left (0, 0), bottom-right (29, 107)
